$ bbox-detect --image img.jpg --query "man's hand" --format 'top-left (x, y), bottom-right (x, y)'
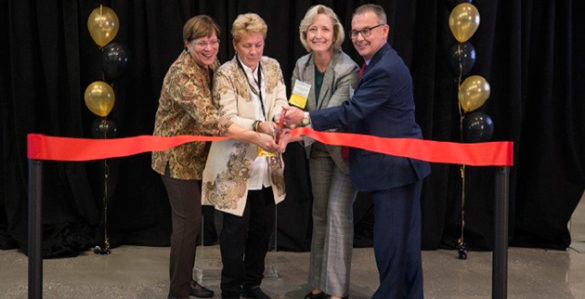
top-left (282, 106), bottom-right (305, 128)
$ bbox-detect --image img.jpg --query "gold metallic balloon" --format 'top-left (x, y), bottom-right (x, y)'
top-left (449, 3), bottom-right (480, 43)
top-left (458, 75), bottom-right (490, 113)
top-left (87, 5), bottom-right (119, 47)
top-left (84, 81), bottom-right (115, 117)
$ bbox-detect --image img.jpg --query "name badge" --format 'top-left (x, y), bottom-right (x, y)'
top-left (257, 147), bottom-right (276, 157)
top-left (289, 80), bottom-right (311, 109)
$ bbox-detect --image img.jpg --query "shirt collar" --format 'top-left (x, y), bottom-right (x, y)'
top-left (237, 55), bottom-right (259, 80)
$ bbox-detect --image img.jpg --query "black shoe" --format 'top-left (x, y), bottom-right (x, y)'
top-left (304, 291), bottom-right (326, 299)
top-left (168, 295), bottom-right (188, 299)
top-left (241, 286), bottom-right (271, 299)
top-left (189, 280), bottom-right (214, 298)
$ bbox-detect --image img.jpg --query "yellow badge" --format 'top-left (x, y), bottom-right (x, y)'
top-left (289, 79), bottom-right (311, 109)
top-left (257, 146), bottom-right (276, 157)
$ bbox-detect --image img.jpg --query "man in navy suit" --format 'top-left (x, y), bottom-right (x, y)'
top-left (283, 4), bottom-right (430, 298)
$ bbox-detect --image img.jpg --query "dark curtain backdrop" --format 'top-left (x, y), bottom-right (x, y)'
top-left (1, 0), bottom-right (584, 257)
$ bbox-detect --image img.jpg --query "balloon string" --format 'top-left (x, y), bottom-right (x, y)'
top-left (103, 158), bottom-right (110, 251)
top-left (102, 118), bottom-right (110, 252)
top-left (458, 164), bottom-right (466, 248)
top-left (457, 42), bottom-right (466, 253)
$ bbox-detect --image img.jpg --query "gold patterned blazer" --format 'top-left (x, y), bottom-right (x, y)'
top-left (152, 50), bottom-right (231, 180)
top-left (202, 56), bottom-right (288, 216)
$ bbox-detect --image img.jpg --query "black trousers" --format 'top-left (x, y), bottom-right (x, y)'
top-left (220, 187), bottom-right (275, 298)
top-left (161, 171), bottom-right (202, 298)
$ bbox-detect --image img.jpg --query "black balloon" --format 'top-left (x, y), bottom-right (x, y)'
top-left (463, 112), bottom-right (494, 142)
top-left (91, 118), bottom-right (118, 138)
top-left (449, 42), bottom-right (476, 76)
top-left (446, 0), bottom-right (473, 9)
top-left (102, 43), bottom-right (130, 81)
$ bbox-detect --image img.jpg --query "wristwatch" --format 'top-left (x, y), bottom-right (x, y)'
top-left (300, 112), bottom-right (311, 126)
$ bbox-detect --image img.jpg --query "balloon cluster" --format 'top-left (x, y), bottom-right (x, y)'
top-left (85, 5), bottom-right (130, 137)
top-left (447, 0), bottom-right (494, 260)
top-left (448, 1), bottom-right (493, 139)
top-left (85, 4), bottom-right (130, 255)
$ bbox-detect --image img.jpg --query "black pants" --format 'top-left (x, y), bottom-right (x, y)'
top-left (220, 187), bottom-right (275, 298)
top-left (161, 171), bottom-right (202, 298)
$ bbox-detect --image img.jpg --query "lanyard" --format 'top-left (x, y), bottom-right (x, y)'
top-left (236, 55), bottom-right (266, 118)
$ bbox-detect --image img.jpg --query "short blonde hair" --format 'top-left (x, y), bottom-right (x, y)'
top-left (231, 13), bottom-right (268, 43)
top-left (299, 5), bottom-right (345, 52)
top-left (183, 15), bottom-right (220, 42)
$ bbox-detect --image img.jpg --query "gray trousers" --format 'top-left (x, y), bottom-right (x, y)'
top-left (308, 148), bottom-right (355, 297)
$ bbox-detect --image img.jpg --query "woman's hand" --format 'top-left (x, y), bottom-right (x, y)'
top-left (257, 121), bottom-right (277, 136)
top-left (255, 132), bottom-right (280, 153)
top-left (275, 129), bottom-right (293, 153)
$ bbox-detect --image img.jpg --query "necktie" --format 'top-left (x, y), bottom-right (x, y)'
top-left (341, 62), bottom-right (366, 160)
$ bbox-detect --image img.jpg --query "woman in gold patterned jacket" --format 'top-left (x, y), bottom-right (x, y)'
top-left (201, 13), bottom-right (288, 299)
top-left (151, 15), bottom-right (279, 299)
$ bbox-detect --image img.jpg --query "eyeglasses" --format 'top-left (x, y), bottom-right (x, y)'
top-left (350, 24), bottom-right (385, 39)
top-left (193, 39), bottom-right (220, 48)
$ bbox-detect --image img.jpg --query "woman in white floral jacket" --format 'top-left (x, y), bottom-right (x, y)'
top-left (202, 13), bottom-right (288, 299)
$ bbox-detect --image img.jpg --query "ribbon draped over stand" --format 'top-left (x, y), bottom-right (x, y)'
top-left (26, 128), bottom-right (513, 299)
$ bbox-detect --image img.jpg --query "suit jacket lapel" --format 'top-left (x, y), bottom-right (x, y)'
top-left (317, 62), bottom-right (334, 110)
top-left (303, 54), bottom-right (317, 111)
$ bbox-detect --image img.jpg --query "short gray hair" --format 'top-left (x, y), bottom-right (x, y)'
top-left (353, 4), bottom-right (387, 24)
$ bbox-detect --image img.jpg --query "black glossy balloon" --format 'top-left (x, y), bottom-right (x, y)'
top-left (448, 42), bottom-right (476, 76)
top-left (102, 43), bottom-right (130, 81)
top-left (463, 112), bottom-right (494, 142)
top-left (446, 0), bottom-right (473, 9)
top-left (91, 118), bottom-right (118, 138)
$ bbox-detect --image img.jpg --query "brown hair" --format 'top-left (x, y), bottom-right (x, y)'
top-left (183, 15), bottom-right (220, 42)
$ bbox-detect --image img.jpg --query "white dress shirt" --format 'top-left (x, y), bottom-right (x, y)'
top-left (238, 57), bottom-right (271, 190)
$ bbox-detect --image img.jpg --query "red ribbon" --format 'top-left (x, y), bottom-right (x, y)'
top-left (27, 128), bottom-right (513, 166)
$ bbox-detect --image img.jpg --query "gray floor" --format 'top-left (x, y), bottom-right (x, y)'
top-left (1, 194), bottom-right (584, 299)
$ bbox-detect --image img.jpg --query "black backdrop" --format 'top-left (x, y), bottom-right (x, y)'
top-left (1, 0), bottom-right (584, 257)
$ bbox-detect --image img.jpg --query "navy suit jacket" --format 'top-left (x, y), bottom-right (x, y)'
top-left (310, 43), bottom-right (430, 191)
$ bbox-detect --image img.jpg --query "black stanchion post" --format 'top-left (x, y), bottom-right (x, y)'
top-left (28, 159), bottom-right (43, 299)
top-left (492, 166), bottom-right (509, 299)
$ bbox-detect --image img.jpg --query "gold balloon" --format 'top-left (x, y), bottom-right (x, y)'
top-left (449, 3), bottom-right (480, 43)
top-left (87, 5), bottom-right (119, 47)
top-left (84, 81), bottom-right (115, 117)
top-left (458, 75), bottom-right (490, 113)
